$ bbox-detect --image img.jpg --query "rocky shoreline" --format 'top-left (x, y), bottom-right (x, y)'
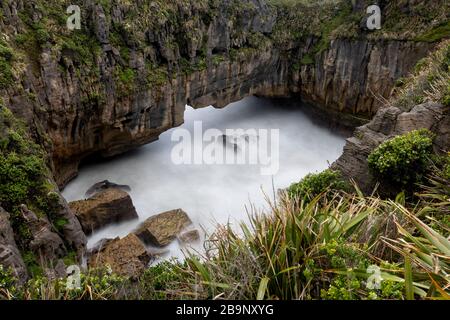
top-left (68, 183), bottom-right (201, 277)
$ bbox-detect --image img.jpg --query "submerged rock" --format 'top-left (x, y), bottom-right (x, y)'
top-left (178, 229), bottom-right (200, 244)
top-left (88, 234), bottom-right (151, 277)
top-left (69, 189), bottom-right (138, 235)
top-left (21, 205), bottom-right (67, 264)
top-left (85, 180), bottom-right (131, 198)
top-left (134, 209), bottom-right (192, 247)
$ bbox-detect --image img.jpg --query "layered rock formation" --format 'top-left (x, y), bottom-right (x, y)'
top-left (0, 0), bottom-right (440, 187)
top-left (69, 188), bottom-right (139, 235)
top-left (333, 102), bottom-right (450, 193)
top-left (0, 207), bottom-right (28, 284)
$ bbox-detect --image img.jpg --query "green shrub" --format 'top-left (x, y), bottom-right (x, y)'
top-left (300, 54), bottom-right (314, 65)
top-left (0, 42), bottom-right (14, 89)
top-left (24, 268), bottom-right (126, 300)
top-left (0, 265), bottom-right (17, 294)
top-left (138, 260), bottom-right (187, 299)
top-left (367, 129), bottom-right (435, 187)
top-left (287, 169), bottom-right (349, 202)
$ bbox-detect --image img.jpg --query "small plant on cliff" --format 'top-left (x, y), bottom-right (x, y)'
top-left (393, 41), bottom-right (450, 111)
top-left (0, 41), bottom-right (14, 89)
top-left (287, 169), bottom-right (349, 203)
top-left (368, 129), bottom-right (435, 189)
top-left (0, 265), bottom-right (18, 299)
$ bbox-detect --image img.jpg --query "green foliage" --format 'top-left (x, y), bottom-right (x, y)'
top-left (115, 67), bottom-right (136, 95)
top-left (443, 83), bottom-right (450, 107)
top-left (22, 251), bottom-right (43, 277)
top-left (0, 41), bottom-right (14, 89)
top-left (0, 106), bottom-right (64, 265)
top-left (320, 241), bottom-right (405, 300)
top-left (287, 169), bottom-right (349, 202)
top-left (368, 129), bottom-right (435, 188)
top-left (138, 260), bottom-right (188, 299)
top-left (393, 41), bottom-right (450, 111)
top-left (24, 268), bottom-right (126, 300)
top-left (0, 265), bottom-right (17, 295)
top-left (383, 204), bottom-right (450, 298)
top-left (300, 54), bottom-right (314, 65)
top-left (414, 21), bottom-right (450, 43)
top-left (146, 64), bottom-right (169, 86)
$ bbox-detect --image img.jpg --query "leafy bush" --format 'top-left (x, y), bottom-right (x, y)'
top-left (0, 41), bottom-right (14, 89)
top-left (23, 268), bottom-right (126, 300)
top-left (0, 265), bottom-right (17, 298)
top-left (287, 169), bottom-right (349, 202)
top-left (368, 129), bottom-right (435, 188)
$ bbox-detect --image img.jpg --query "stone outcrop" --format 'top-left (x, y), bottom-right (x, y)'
top-left (50, 191), bottom-right (87, 260)
top-left (0, 207), bottom-right (28, 284)
top-left (88, 234), bottom-right (151, 277)
top-left (20, 205), bottom-right (67, 265)
top-left (332, 102), bottom-right (450, 193)
top-left (178, 230), bottom-right (201, 244)
top-left (291, 39), bottom-right (432, 115)
top-left (135, 209), bottom-right (193, 247)
top-left (69, 189), bottom-right (139, 235)
top-left (0, 1), bottom-right (436, 187)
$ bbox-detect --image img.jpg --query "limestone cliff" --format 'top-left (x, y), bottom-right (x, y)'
top-left (0, 0), bottom-right (445, 187)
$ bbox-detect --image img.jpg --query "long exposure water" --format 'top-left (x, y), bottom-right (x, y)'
top-left (62, 96), bottom-right (348, 260)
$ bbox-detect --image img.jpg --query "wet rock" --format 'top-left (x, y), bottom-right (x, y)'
top-left (20, 205), bottom-right (67, 264)
top-left (0, 207), bottom-right (28, 284)
top-left (88, 234), bottom-right (151, 277)
top-left (178, 230), bottom-right (200, 244)
top-left (135, 209), bottom-right (192, 247)
top-left (69, 189), bottom-right (139, 235)
top-left (85, 180), bottom-right (131, 198)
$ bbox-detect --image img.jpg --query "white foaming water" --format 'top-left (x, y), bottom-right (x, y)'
top-left (62, 97), bottom-right (347, 260)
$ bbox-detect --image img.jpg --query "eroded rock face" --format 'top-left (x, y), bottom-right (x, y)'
top-left (69, 189), bottom-right (139, 235)
top-left (0, 207), bottom-right (28, 284)
top-left (50, 191), bottom-right (87, 260)
top-left (88, 234), bottom-right (151, 277)
top-left (292, 39), bottom-right (432, 115)
top-left (332, 102), bottom-right (450, 193)
top-left (135, 209), bottom-right (192, 247)
top-left (0, 1), bottom-right (434, 187)
top-left (20, 205), bottom-right (67, 265)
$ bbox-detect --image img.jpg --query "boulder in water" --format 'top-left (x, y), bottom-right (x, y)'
top-left (85, 180), bottom-right (131, 198)
top-left (134, 209), bottom-right (192, 247)
top-left (88, 234), bottom-right (151, 277)
top-left (178, 229), bottom-right (200, 244)
top-left (69, 189), bottom-right (138, 235)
